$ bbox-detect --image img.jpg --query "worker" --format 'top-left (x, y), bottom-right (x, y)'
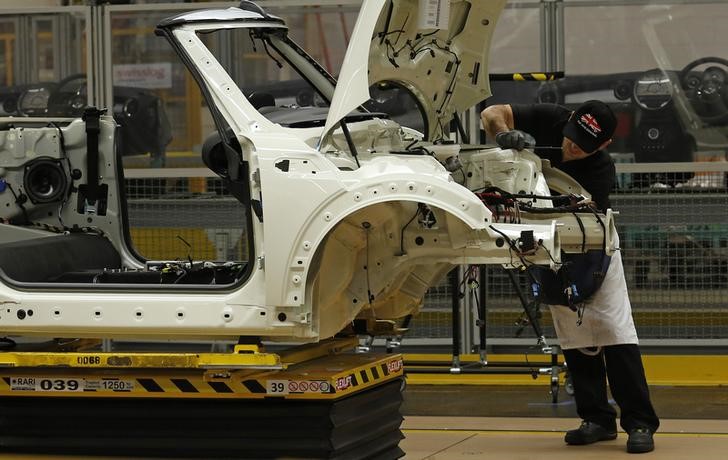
top-left (480, 100), bottom-right (660, 454)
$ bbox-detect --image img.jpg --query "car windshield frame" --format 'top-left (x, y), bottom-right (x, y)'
top-left (200, 25), bottom-right (400, 130)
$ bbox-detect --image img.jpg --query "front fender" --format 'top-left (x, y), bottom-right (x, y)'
top-left (301, 197), bottom-right (560, 339)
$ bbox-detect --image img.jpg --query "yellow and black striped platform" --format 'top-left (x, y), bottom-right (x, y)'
top-left (0, 339), bottom-right (403, 400)
top-left (0, 352), bottom-right (403, 400)
top-left (0, 340), bottom-right (407, 457)
top-left (0, 378), bottom-right (406, 459)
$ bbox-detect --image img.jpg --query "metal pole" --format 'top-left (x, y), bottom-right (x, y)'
top-left (478, 265), bottom-right (487, 364)
top-left (553, 0), bottom-right (564, 72)
top-left (450, 268), bottom-right (461, 372)
top-left (539, 1), bottom-right (549, 72)
top-left (86, 3), bottom-right (112, 112)
top-left (539, 0), bottom-right (564, 73)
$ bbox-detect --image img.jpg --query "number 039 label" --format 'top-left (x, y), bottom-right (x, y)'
top-left (10, 377), bottom-right (83, 392)
top-left (9, 377), bottom-right (135, 393)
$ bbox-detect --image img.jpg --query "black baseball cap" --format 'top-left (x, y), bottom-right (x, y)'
top-left (562, 100), bottom-right (617, 153)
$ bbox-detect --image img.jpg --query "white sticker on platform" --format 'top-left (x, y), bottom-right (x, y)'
top-left (266, 379), bottom-right (330, 395)
top-left (9, 377), bottom-right (134, 392)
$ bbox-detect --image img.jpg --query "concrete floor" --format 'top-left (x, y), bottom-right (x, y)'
top-left (401, 416), bottom-right (728, 459)
top-left (402, 384), bottom-right (728, 419)
top-left (400, 384), bottom-right (728, 459)
top-left (0, 383), bottom-right (725, 459)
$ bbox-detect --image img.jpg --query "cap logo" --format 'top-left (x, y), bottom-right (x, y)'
top-left (577, 113), bottom-right (601, 138)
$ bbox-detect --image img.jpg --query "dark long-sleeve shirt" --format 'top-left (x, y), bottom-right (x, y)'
top-left (510, 103), bottom-right (616, 211)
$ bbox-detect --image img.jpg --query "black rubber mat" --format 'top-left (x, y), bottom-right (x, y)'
top-left (0, 378), bottom-right (405, 459)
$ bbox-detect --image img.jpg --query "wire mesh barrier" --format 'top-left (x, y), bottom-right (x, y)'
top-left (123, 165), bottom-right (728, 346)
top-left (611, 168), bottom-right (728, 341)
top-left (124, 175), bottom-right (249, 263)
top-left (413, 165), bottom-right (728, 345)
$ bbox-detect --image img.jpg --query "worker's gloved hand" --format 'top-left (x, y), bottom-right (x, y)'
top-left (495, 130), bottom-right (535, 150)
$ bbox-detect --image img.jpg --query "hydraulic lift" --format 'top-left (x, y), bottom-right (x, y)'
top-left (0, 337), bottom-right (405, 459)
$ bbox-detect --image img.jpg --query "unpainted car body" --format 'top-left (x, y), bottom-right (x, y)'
top-left (0, 0), bottom-right (616, 343)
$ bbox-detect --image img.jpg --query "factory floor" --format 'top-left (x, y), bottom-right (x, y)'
top-left (0, 354), bottom-right (726, 459)
top-left (1, 385), bottom-right (722, 459)
top-left (400, 415), bottom-right (728, 459)
top-left (400, 384), bottom-right (728, 459)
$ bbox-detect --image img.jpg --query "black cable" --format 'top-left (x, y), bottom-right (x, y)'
top-left (394, 13), bottom-right (409, 45)
top-left (472, 185), bottom-right (573, 201)
top-left (506, 269), bottom-right (544, 338)
top-left (404, 138), bottom-right (419, 150)
top-left (411, 46), bottom-right (437, 59)
top-left (382, 39), bottom-right (400, 68)
top-left (588, 207), bottom-right (608, 251)
top-left (573, 212), bottom-right (586, 253)
top-left (401, 35), bottom-right (460, 141)
top-left (488, 224), bottom-right (518, 251)
top-left (339, 122), bottom-right (360, 167)
top-left (379, 28), bottom-right (406, 39)
top-left (512, 193), bottom-right (577, 200)
top-left (416, 30), bottom-right (439, 40)
top-left (458, 265), bottom-right (478, 296)
top-left (249, 30), bottom-right (257, 52)
top-left (431, 47), bottom-right (460, 124)
top-left (381, 14), bottom-right (410, 66)
top-left (378, 1), bottom-right (394, 45)
top-left (518, 204), bottom-right (595, 214)
top-left (398, 206), bottom-right (420, 256)
top-left (50, 122), bottom-right (67, 157)
top-left (173, 271), bottom-right (188, 284)
top-left (475, 187), bottom-right (593, 211)
top-left (50, 123), bottom-right (72, 228)
top-left (6, 183), bottom-right (29, 224)
top-left (453, 112), bottom-right (469, 143)
top-left (540, 243), bottom-right (561, 266)
top-left (488, 224), bottom-right (533, 269)
top-left (363, 222), bottom-right (374, 306)
top-left (175, 235), bottom-right (196, 273)
top-left (261, 38), bottom-right (283, 69)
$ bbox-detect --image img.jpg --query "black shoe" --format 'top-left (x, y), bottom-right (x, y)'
top-left (627, 427), bottom-right (655, 453)
top-left (565, 421), bottom-right (618, 445)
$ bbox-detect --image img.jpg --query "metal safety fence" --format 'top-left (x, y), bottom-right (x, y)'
top-left (412, 163), bottom-right (728, 348)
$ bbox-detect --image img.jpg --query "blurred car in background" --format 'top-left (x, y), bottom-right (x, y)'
top-left (239, 79), bottom-right (427, 136)
top-left (532, 56), bottom-right (728, 188)
top-left (0, 74), bottom-right (171, 166)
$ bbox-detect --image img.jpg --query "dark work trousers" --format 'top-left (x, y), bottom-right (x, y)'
top-left (563, 344), bottom-right (660, 433)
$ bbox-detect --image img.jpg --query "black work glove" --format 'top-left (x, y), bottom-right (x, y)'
top-left (495, 130), bottom-right (535, 150)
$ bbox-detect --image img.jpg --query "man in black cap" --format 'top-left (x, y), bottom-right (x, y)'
top-left (481, 101), bottom-right (660, 454)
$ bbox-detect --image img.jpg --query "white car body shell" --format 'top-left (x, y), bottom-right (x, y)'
top-left (0, 0), bottom-right (616, 342)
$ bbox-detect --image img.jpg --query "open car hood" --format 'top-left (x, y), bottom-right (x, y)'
top-left (322, 0), bottom-right (506, 144)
